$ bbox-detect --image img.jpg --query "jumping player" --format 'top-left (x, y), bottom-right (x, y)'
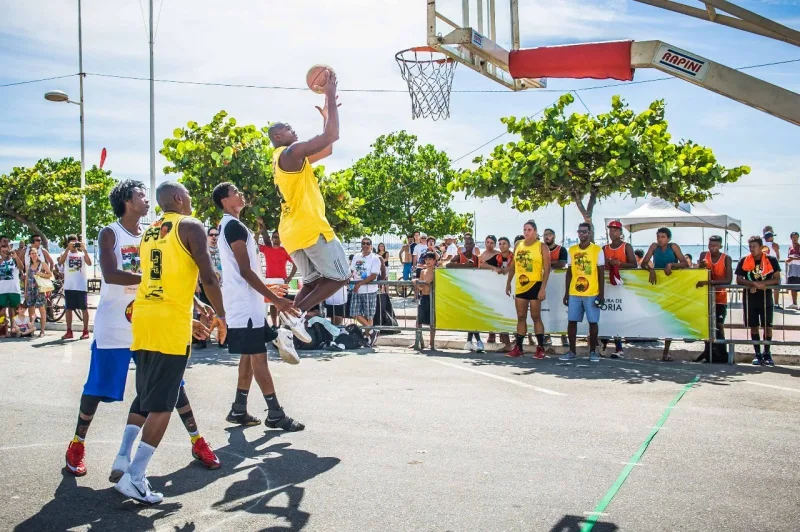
top-left (506, 220), bottom-right (551, 359)
top-left (64, 180), bottom-right (220, 481)
top-left (114, 182), bottom-right (228, 505)
top-left (267, 71), bottom-right (348, 336)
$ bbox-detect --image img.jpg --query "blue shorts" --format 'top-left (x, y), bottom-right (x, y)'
top-left (402, 262), bottom-right (413, 280)
top-left (568, 295), bottom-right (601, 324)
top-left (83, 341), bottom-right (185, 402)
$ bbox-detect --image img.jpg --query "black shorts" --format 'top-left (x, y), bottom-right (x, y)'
top-left (325, 303), bottom-right (347, 320)
top-left (714, 303), bottom-right (728, 324)
top-left (418, 294), bottom-right (431, 325)
top-left (515, 282), bottom-right (543, 301)
top-left (227, 318), bottom-right (278, 355)
top-left (135, 349), bottom-right (189, 412)
top-left (64, 290), bottom-right (88, 310)
top-left (788, 276), bottom-right (800, 286)
top-left (744, 297), bottom-right (773, 328)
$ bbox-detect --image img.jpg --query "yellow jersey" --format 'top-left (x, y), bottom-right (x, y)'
top-left (514, 240), bottom-right (544, 294)
top-left (131, 212), bottom-right (198, 356)
top-left (273, 146), bottom-right (335, 254)
top-left (568, 243), bottom-right (603, 297)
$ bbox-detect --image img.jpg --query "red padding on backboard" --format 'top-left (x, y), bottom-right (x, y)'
top-left (509, 41), bottom-right (634, 81)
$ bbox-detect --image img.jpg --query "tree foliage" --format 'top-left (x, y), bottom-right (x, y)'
top-left (343, 131), bottom-right (472, 237)
top-left (161, 110), bottom-right (363, 238)
top-left (0, 157), bottom-right (116, 243)
top-left (451, 94), bottom-right (751, 225)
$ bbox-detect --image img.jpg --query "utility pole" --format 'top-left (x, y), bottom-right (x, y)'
top-left (149, 0), bottom-right (156, 215)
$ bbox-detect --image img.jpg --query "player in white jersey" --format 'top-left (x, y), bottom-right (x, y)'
top-left (64, 180), bottom-right (221, 479)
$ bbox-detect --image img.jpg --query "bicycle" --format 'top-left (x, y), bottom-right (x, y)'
top-left (46, 278), bottom-right (83, 323)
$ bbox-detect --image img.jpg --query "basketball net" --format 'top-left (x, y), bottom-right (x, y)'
top-left (395, 47), bottom-right (456, 121)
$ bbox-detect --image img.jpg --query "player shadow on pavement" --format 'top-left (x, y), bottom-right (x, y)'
top-left (14, 470), bottom-right (183, 532)
top-left (550, 514), bottom-right (618, 532)
top-left (147, 426), bottom-right (341, 531)
top-left (418, 348), bottom-right (780, 386)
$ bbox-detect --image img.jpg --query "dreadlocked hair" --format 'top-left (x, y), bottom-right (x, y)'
top-left (109, 179), bottom-right (146, 217)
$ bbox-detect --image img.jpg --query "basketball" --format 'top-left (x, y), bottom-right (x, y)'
top-left (306, 64), bottom-right (333, 94)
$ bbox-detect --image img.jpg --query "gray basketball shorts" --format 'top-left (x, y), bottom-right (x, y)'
top-left (290, 234), bottom-right (350, 284)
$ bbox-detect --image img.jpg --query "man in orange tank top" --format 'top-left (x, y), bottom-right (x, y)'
top-left (697, 235), bottom-right (732, 363)
top-left (543, 229), bottom-right (567, 269)
top-left (446, 236), bottom-right (484, 352)
top-left (602, 220), bottom-right (637, 358)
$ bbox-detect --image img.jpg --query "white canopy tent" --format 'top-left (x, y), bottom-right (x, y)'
top-left (605, 198), bottom-right (743, 256)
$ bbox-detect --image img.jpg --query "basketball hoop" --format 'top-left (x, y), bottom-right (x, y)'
top-left (395, 46), bottom-right (456, 121)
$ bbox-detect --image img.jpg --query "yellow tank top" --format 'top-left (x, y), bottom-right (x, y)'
top-left (514, 240), bottom-right (544, 294)
top-left (273, 146), bottom-right (335, 254)
top-left (131, 212), bottom-right (198, 356)
top-left (568, 243), bottom-right (602, 297)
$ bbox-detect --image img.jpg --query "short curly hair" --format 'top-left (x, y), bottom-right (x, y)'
top-left (109, 179), bottom-right (146, 218)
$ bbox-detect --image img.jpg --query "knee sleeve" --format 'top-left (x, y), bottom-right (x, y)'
top-left (175, 386), bottom-right (190, 409)
top-left (79, 394), bottom-right (101, 417)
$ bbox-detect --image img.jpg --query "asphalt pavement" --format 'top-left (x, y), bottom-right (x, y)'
top-left (1, 336), bottom-right (799, 531)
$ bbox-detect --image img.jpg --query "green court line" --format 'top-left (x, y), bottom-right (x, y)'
top-left (581, 374), bottom-right (701, 532)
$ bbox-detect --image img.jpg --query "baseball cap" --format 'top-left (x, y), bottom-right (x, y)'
top-left (607, 220), bottom-right (623, 229)
top-left (764, 231), bottom-right (775, 239)
top-left (791, 232), bottom-right (799, 237)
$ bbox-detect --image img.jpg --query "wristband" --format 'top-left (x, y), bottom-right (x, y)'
top-left (217, 316), bottom-right (226, 321)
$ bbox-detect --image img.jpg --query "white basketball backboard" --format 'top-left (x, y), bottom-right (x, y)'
top-left (427, 0), bottom-right (546, 90)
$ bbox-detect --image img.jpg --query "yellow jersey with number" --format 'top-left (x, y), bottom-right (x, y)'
top-left (131, 212), bottom-right (198, 356)
top-left (568, 243), bottom-right (603, 297)
top-left (273, 146), bottom-right (335, 254)
top-left (514, 240), bottom-right (544, 294)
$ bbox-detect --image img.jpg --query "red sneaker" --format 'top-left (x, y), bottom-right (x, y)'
top-left (65, 441), bottom-right (87, 476)
top-left (61, 330), bottom-right (74, 340)
top-left (505, 345), bottom-right (523, 358)
top-left (191, 437), bottom-right (221, 469)
top-left (80, 330), bottom-right (90, 340)
top-left (533, 346), bottom-right (546, 359)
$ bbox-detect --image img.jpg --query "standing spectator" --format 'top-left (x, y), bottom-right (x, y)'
top-left (400, 235), bottom-right (414, 281)
top-left (641, 227), bottom-right (689, 361)
top-left (482, 236), bottom-right (514, 351)
top-left (0, 241), bottom-right (24, 332)
top-left (416, 237), bottom-right (439, 276)
top-left (258, 221), bottom-right (297, 328)
top-left (193, 226), bottom-right (222, 349)
top-left (684, 254), bottom-right (695, 268)
top-left (543, 228), bottom-right (567, 269)
top-left (506, 220), bottom-right (551, 359)
top-left (602, 220), bottom-right (637, 358)
top-left (736, 235), bottom-right (780, 366)
top-left (460, 232), bottom-right (481, 255)
top-left (376, 243), bottom-right (390, 263)
top-left (442, 236), bottom-right (458, 262)
top-left (635, 248), bottom-right (645, 267)
top-left (24, 247), bottom-right (52, 337)
top-left (58, 235), bottom-right (92, 340)
top-left (376, 243), bottom-right (389, 290)
top-left (26, 234), bottom-right (55, 273)
top-left (413, 233), bottom-right (427, 278)
top-left (560, 223), bottom-right (605, 362)
top-left (786, 232), bottom-right (800, 309)
top-left (446, 236), bottom-right (483, 352)
top-left (324, 285), bottom-right (347, 325)
top-left (762, 228), bottom-right (782, 308)
top-left (413, 251), bottom-right (437, 350)
top-left (696, 235), bottom-right (733, 363)
top-left (350, 238), bottom-right (382, 346)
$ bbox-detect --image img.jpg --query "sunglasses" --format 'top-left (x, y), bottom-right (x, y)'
top-left (577, 229), bottom-right (589, 234)
top-left (33, 239), bottom-right (42, 243)
top-left (361, 242), bottom-right (372, 246)
top-left (209, 233), bottom-right (219, 237)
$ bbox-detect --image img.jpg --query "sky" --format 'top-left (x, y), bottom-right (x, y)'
top-left (1, 0), bottom-right (798, 249)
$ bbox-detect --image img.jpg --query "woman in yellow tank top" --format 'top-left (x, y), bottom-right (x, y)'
top-left (505, 220), bottom-right (551, 359)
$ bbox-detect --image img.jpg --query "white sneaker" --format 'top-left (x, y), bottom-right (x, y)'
top-left (280, 311), bottom-right (311, 343)
top-left (464, 341), bottom-right (476, 352)
top-left (109, 454), bottom-right (130, 483)
top-left (475, 340), bottom-right (485, 352)
top-left (272, 329), bottom-right (300, 365)
top-left (787, 304), bottom-right (798, 310)
top-left (114, 472), bottom-right (163, 505)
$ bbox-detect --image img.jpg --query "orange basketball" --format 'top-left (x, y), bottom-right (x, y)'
top-left (306, 64), bottom-right (333, 94)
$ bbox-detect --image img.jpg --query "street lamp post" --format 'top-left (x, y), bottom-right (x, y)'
top-left (44, 0), bottom-right (86, 244)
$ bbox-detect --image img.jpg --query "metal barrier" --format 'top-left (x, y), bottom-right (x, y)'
top-left (712, 284), bottom-right (800, 363)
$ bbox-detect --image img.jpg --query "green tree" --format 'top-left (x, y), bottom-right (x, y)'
top-left (451, 94), bottom-right (750, 227)
top-left (342, 131), bottom-right (473, 237)
top-left (0, 157), bottom-right (116, 242)
top-left (161, 110), bottom-right (363, 237)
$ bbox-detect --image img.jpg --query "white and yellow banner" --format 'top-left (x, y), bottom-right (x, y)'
top-left (434, 269), bottom-right (710, 339)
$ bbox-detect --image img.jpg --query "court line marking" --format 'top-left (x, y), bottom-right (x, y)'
top-left (581, 374), bottom-right (700, 532)
top-left (742, 381), bottom-right (800, 394)
top-left (429, 359), bottom-right (567, 396)
top-left (63, 343), bottom-right (72, 363)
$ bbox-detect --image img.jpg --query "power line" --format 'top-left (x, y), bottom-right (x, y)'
top-left (154, 0), bottom-right (167, 40)
top-left (0, 74), bottom-right (78, 88)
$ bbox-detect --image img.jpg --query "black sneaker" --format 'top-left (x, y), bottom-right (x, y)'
top-left (763, 354), bottom-right (775, 367)
top-left (752, 354), bottom-right (764, 365)
top-left (226, 407), bottom-right (261, 426)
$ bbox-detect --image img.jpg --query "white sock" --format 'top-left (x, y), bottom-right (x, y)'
top-left (117, 425), bottom-right (141, 460)
top-left (128, 441), bottom-right (156, 481)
